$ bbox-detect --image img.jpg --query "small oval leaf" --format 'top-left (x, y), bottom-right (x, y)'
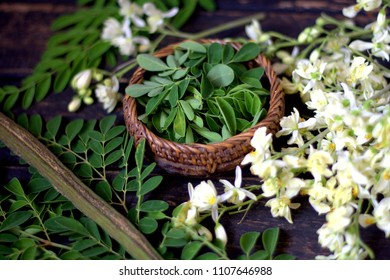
top-left (206, 64), bottom-right (234, 87)
top-left (137, 54), bottom-right (170, 72)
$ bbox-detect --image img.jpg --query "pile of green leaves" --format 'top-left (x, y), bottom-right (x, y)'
top-left (126, 41), bottom-right (270, 143)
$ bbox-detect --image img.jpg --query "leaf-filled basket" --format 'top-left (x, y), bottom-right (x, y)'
top-left (123, 39), bottom-right (285, 176)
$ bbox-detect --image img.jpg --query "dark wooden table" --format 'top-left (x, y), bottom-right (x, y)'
top-left (1, 0), bottom-right (389, 259)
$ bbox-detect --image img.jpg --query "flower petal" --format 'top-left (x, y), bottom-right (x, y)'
top-left (234, 166), bottom-right (242, 188)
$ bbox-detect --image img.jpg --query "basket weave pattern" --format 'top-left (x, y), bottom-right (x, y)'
top-left (123, 39), bottom-right (285, 176)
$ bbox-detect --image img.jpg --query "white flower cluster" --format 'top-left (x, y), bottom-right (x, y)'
top-left (69, 69), bottom-right (122, 113)
top-left (349, 7), bottom-right (390, 61)
top-left (101, 0), bottom-right (178, 56)
top-left (243, 0), bottom-right (390, 259)
top-left (176, 167), bottom-right (257, 246)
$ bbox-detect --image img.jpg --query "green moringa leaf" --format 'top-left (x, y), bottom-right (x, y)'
top-left (185, 126), bottom-right (194, 143)
top-left (35, 75), bottom-right (52, 102)
top-left (262, 227), bottom-right (279, 257)
top-left (169, 84), bottom-right (179, 107)
top-left (198, 0), bottom-right (217, 11)
top-left (135, 138), bottom-right (145, 170)
top-left (46, 115), bottom-right (62, 139)
top-left (166, 55), bottom-right (179, 68)
top-left (231, 42), bottom-right (261, 62)
top-left (126, 84), bottom-right (162, 98)
top-left (206, 64), bottom-right (234, 87)
top-left (179, 100), bottom-right (194, 121)
top-left (240, 231), bottom-right (260, 255)
top-left (181, 241), bottom-right (203, 260)
top-left (145, 90), bottom-right (169, 116)
top-left (200, 73), bottom-right (214, 99)
top-left (0, 211), bottom-right (32, 232)
top-left (178, 41), bottom-right (207, 53)
top-left (163, 107), bottom-right (177, 130)
top-left (171, 0), bottom-right (197, 28)
top-left (137, 54), bottom-right (170, 71)
top-left (191, 125), bottom-right (222, 143)
top-left (140, 200), bottom-right (169, 212)
top-left (22, 86), bottom-right (36, 109)
top-left (173, 106), bottom-right (186, 138)
top-left (207, 42), bottom-right (223, 64)
top-left (222, 44), bottom-right (235, 64)
top-left (240, 67), bottom-right (264, 88)
top-left (139, 217), bottom-right (158, 234)
top-left (216, 98), bottom-right (236, 134)
top-left (5, 178), bottom-right (25, 197)
top-left (139, 176), bottom-right (163, 196)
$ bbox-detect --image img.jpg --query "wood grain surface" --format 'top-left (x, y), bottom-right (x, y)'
top-left (1, 0), bottom-right (389, 259)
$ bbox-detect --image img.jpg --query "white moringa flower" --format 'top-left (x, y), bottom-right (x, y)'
top-left (273, 47), bottom-right (299, 75)
top-left (197, 225), bottom-right (213, 241)
top-left (117, 0), bottom-right (145, 27)
top-left (241, 126), bottom-right (272, 166)
top-left (143, 3), bottom-right (178, 33)
top-left (219, 166), bottom-right (257, 204)
top-left (101, 10), bottom-right (150, 56)
top-left (308, 181), bottom-right (332, 214)
top-left (347, 57), bottom-right (374, 85)
top-left (101, 18), bottom-right (123, 41)
top-left (336, 232), bottom-right (369, 260)
top-left (188, 180), bottom-right (225, 222)
top-left (112, 34), bottom-right (150, 56)
top-left (108, 16), bottom-right (151, 56)
top-left (95, 76), bottom-right (122, 113)
top-left (297, 26), bottom-right (321, 43)
top-left (358, 213), bottom-right (377, 228)
top-left (174, 201), bottom-right (198, 227)
top-left (371, 7), bottom-right (387, 34)
top-left (349, 16), bottom-right (390, 61)
top-left (68, 69), bottom-right (96, 112)
top-left (306, 148), bottom-right (334, 182)
top-left (343, 0), bottom-right (382, 18)
top-left (306, 89), bottom-right (328, 113)
top-left (292, 59), bottom-right (327, 94)
top-left (326, 204), bottom-right (354, 232)
top-left (373, 197), bottom-right (390, 237)
top-left (265, 191), bottom-right (301, 224)
top-left (276, 107), bottom-right (316, 147)
top-left (263, 170), bottom-right (304, 223)
top-left (245, 19), bottom-right (271, 43)
top-left (71, 69), bottom-right (92, 90)
top-left (214, 223), bottom-right (228, 246)
top-left (359, 0), bottom-right (382, 11)
top-left (317, 225), bottom-right (344, 253)
top-left (67, 96), bottom-right (82, 112)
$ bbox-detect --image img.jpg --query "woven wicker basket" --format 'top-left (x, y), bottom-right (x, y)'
top-left (123, 39), bottom-right (285, 176)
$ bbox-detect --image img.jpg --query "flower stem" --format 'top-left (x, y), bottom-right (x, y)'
top-left (113, 59), bottom-right (138, 79)
top-left (320, 13), bottom-right (363, 32)
top-left (271, 128), bottom-right (330, 160)
top-left (12, 228), bottom-right (72, 251)
top-left (162, 12), bottom-right (265, 40)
